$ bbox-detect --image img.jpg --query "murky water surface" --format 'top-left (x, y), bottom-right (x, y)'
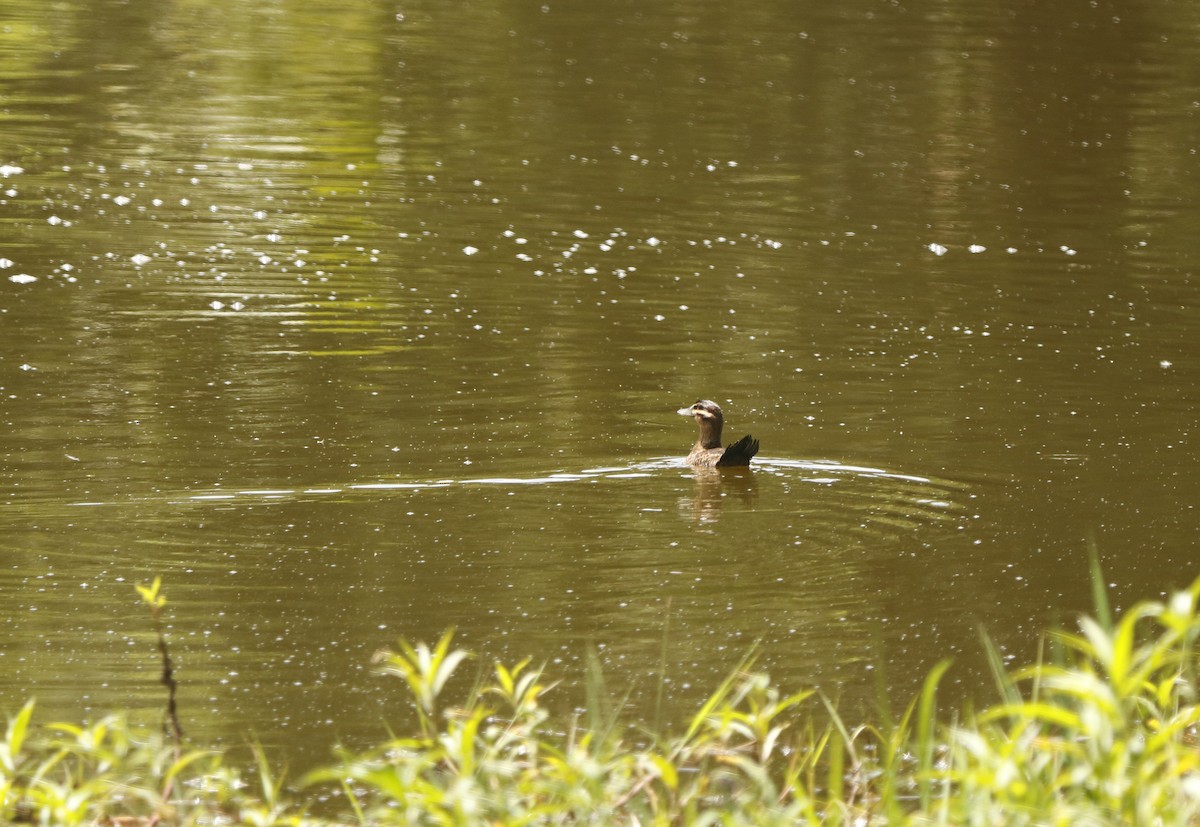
top-left (1, 0), bottom-right (1198, 763)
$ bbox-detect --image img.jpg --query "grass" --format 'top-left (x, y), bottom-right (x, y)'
top-left (3, 573), bottom-right (1200, 825)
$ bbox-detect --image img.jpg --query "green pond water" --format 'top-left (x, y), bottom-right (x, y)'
top-left (1, 0), bottom-right (1198, 765)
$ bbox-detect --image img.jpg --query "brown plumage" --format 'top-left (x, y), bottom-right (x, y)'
top-left (677, 399), bottom-right (759, 468)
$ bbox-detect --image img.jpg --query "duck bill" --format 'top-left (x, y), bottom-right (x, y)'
top-left (677, 407), bottom-right (695, 416)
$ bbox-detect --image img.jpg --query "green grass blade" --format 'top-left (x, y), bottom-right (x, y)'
top-left (978, 627), bottom-right (1021, 706)
top-left (917, 659), bottom-right (952, 810)
top-left (1088, 535), bottom-right (1113, 631)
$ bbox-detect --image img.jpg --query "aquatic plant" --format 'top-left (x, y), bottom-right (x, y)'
top-left (312, 575), bottom-right (1200, 825)
top-left (2, 574), bottom-right (1200, 824)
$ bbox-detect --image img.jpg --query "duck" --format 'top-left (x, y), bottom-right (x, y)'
top-left (677, 399), bottom-right (759, 468)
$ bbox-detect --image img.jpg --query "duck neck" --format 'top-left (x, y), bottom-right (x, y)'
top-left (696, 417), bottom-right (723, 449)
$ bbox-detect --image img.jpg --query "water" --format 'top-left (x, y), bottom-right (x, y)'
top-left (1, 0), bottom-right (1198, 765)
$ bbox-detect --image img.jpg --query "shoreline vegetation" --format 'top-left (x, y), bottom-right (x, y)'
top-left (4, 572), bottom-right (1200, 825)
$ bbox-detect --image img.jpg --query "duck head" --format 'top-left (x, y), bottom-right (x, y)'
top-left (677, 399), bottom-right (724, 448)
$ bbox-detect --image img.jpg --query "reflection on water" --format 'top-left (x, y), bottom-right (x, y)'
top-left (678, 466), bottom-right (759, 525)
top-left (58, 456), bottom-right (947, 505)
top-left (1, 0), bottom-right (1199, 770)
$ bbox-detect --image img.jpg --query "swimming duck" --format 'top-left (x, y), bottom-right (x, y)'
top-left (677, 399), bottom-right (759, 468)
